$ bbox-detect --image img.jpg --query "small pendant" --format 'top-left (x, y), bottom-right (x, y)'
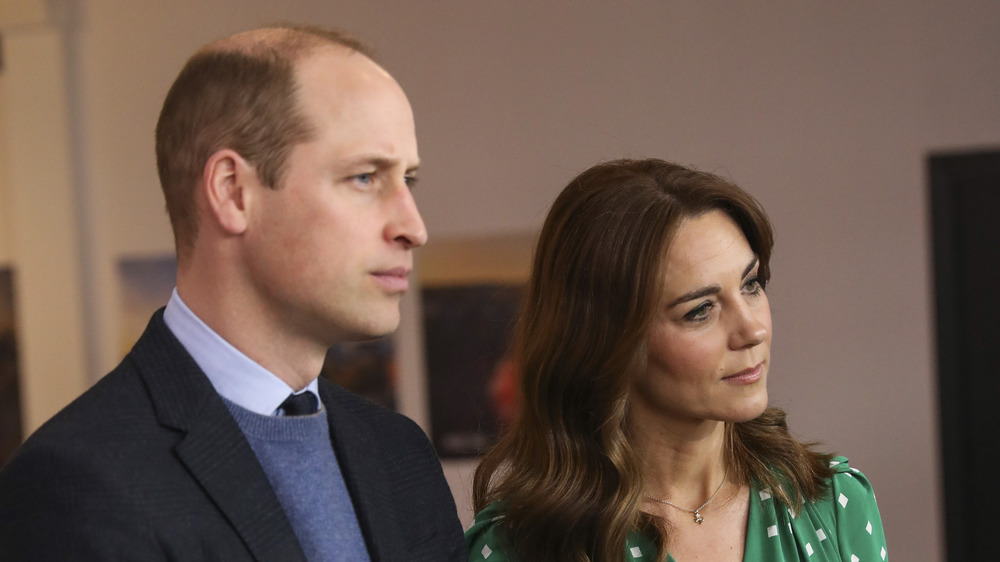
top-left (694, 512), bottom-right (704, 524)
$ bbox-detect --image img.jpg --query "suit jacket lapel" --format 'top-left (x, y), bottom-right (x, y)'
top-left (131, 310), bottom-right (307, 562)
top-left (320, 380), bottom-right (403, 562)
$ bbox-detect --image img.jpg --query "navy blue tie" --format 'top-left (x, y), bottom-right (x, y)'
top-left (280, 392), bottom-right (318, 416)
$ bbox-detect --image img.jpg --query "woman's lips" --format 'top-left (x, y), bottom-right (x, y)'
top-left (723, 362), bottom-right (764, 385)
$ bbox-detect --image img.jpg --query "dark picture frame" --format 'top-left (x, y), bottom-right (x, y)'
top-left (418, 235), bottom-right (534, 458)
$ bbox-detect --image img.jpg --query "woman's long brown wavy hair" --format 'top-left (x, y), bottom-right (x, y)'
top-left (472, 159), bottom-right (834, 561)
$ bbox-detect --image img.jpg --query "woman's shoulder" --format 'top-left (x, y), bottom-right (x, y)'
top-left (773, 456), bottom-right (880, 520)
top-left (465, 502), bottom-right (515, 562)
top-left (771, 456), bottom-right (888, 560)
top-left (825, 456), bottom-right (879, 509)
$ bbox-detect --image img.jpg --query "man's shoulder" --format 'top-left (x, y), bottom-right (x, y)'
top-left (318, 377), bottom-right (422, 431)
top-left (20, 355), bottom-right (149, 444)
top-left (1, 354), bottom-right (160, 481)
top-left (0, 311), bottom-right (193, 486)
top-left (0, 356), bottom-right (154, 520)
top-left (317, 379), bottom-right (465, 560)
top-left (317, 378), bottom-right (439, 465)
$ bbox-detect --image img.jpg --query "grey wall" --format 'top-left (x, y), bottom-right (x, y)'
top-left (11, 1), bottom-right (1000, 560)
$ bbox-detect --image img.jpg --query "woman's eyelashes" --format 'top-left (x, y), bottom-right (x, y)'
top-left (683, 300), bottom-right (715, 323)
top-left (742, 275), bottom-right (764, 295)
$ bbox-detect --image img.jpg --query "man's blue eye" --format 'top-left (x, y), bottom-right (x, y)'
top-left (355, 173), bottom-right (373, 184)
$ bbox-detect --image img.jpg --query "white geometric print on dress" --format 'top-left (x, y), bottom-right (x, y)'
top-left (462, 457), bottom-right (888, 561)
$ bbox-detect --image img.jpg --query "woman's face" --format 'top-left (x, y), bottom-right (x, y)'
top-left (631, 209), bottom-right (771, 428)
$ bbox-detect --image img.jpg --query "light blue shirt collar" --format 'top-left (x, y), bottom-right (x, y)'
top-left (163, 289), bottom-right (320, 416)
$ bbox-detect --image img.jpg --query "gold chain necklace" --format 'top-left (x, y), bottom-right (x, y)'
top-left (643, 467), bottom-right (728, 524)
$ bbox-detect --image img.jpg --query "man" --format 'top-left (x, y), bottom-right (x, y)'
top-left (0, 25), bottom-right (466, 561)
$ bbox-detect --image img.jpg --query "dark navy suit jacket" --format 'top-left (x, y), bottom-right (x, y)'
top-left (0, 310), bottom-right (465, 561)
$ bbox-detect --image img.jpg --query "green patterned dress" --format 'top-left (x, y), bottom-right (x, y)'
top-left (465, 457), bottom-right (887, 561)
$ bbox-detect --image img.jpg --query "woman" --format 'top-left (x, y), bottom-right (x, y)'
top-left (465, 159), bottom-right (887, 561)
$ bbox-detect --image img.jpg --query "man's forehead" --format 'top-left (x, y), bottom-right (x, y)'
top-left (289, 47), bottom-right (417, 162)
top-left (293, 45), bottom-right (387, 82)
top-left (290, 48), bottom-right (403, 117)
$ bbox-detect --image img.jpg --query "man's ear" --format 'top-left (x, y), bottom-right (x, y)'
top-left (202, 149), bottom-right (253, 235)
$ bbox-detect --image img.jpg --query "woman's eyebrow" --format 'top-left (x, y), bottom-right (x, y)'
top-left (742, 256), bottom-right (759, 279)
top-left (666, 256), bottom-right (759, 309)
top-left (667, 285), bottom-right (720, 309)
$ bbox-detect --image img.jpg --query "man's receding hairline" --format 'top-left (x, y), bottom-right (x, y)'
top-left (197, 26), bottom-right (368, 63)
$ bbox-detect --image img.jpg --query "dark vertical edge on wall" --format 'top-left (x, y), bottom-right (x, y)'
top-left (928, 153), bottom-right (967, 562)
top-left (929, 149), bottom-right (1000, 561)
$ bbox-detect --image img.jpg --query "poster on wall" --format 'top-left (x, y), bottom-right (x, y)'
top-left (117, 256), bottom-right (396, 407)
top-left (0, 267), bottom-right (23, 466)
top-left (418, 234), bottom-right (534, 458)
top-left (319, 337), bottom-right (397, 410)
top-left (422, 283), bottom-right (523, 458)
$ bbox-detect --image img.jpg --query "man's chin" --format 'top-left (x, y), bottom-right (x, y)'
top-left (340, 318), bottom-right (400, 343)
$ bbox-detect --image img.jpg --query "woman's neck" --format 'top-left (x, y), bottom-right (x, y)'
top-left (632, 416), bottom-right (730, 508)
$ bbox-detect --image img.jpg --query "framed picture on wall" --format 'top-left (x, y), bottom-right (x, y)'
top-left (418, 235), bottom-right (534, 458)
top-left (320, 337), bottom-right (398, 410)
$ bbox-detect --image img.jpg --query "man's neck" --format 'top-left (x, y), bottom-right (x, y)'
top-left (175, 278), bottom-right (326, 391)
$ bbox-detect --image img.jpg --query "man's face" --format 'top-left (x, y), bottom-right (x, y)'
top-left (243, 47), bottom-right (425, 348)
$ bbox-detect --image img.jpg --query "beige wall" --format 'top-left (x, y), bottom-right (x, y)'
top-left (0, 0), bottom-right (50, 265)
top-left (5, 1), bottom-right (999, 559)
top-left (0, 73), bottom-right (8, 265)
top-left (0, 3), bottom-right (90, 435)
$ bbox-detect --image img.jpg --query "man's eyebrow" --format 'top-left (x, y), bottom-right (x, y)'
top-left (666, 256), bottom-right (760, 309)
top-left (341, 156), bottom-right (420, 172)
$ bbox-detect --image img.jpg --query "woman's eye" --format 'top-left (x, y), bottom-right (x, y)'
top-left (743, 276), bottom-right (763, 295)
top-left (684, 302), bottom-right (713, 322)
